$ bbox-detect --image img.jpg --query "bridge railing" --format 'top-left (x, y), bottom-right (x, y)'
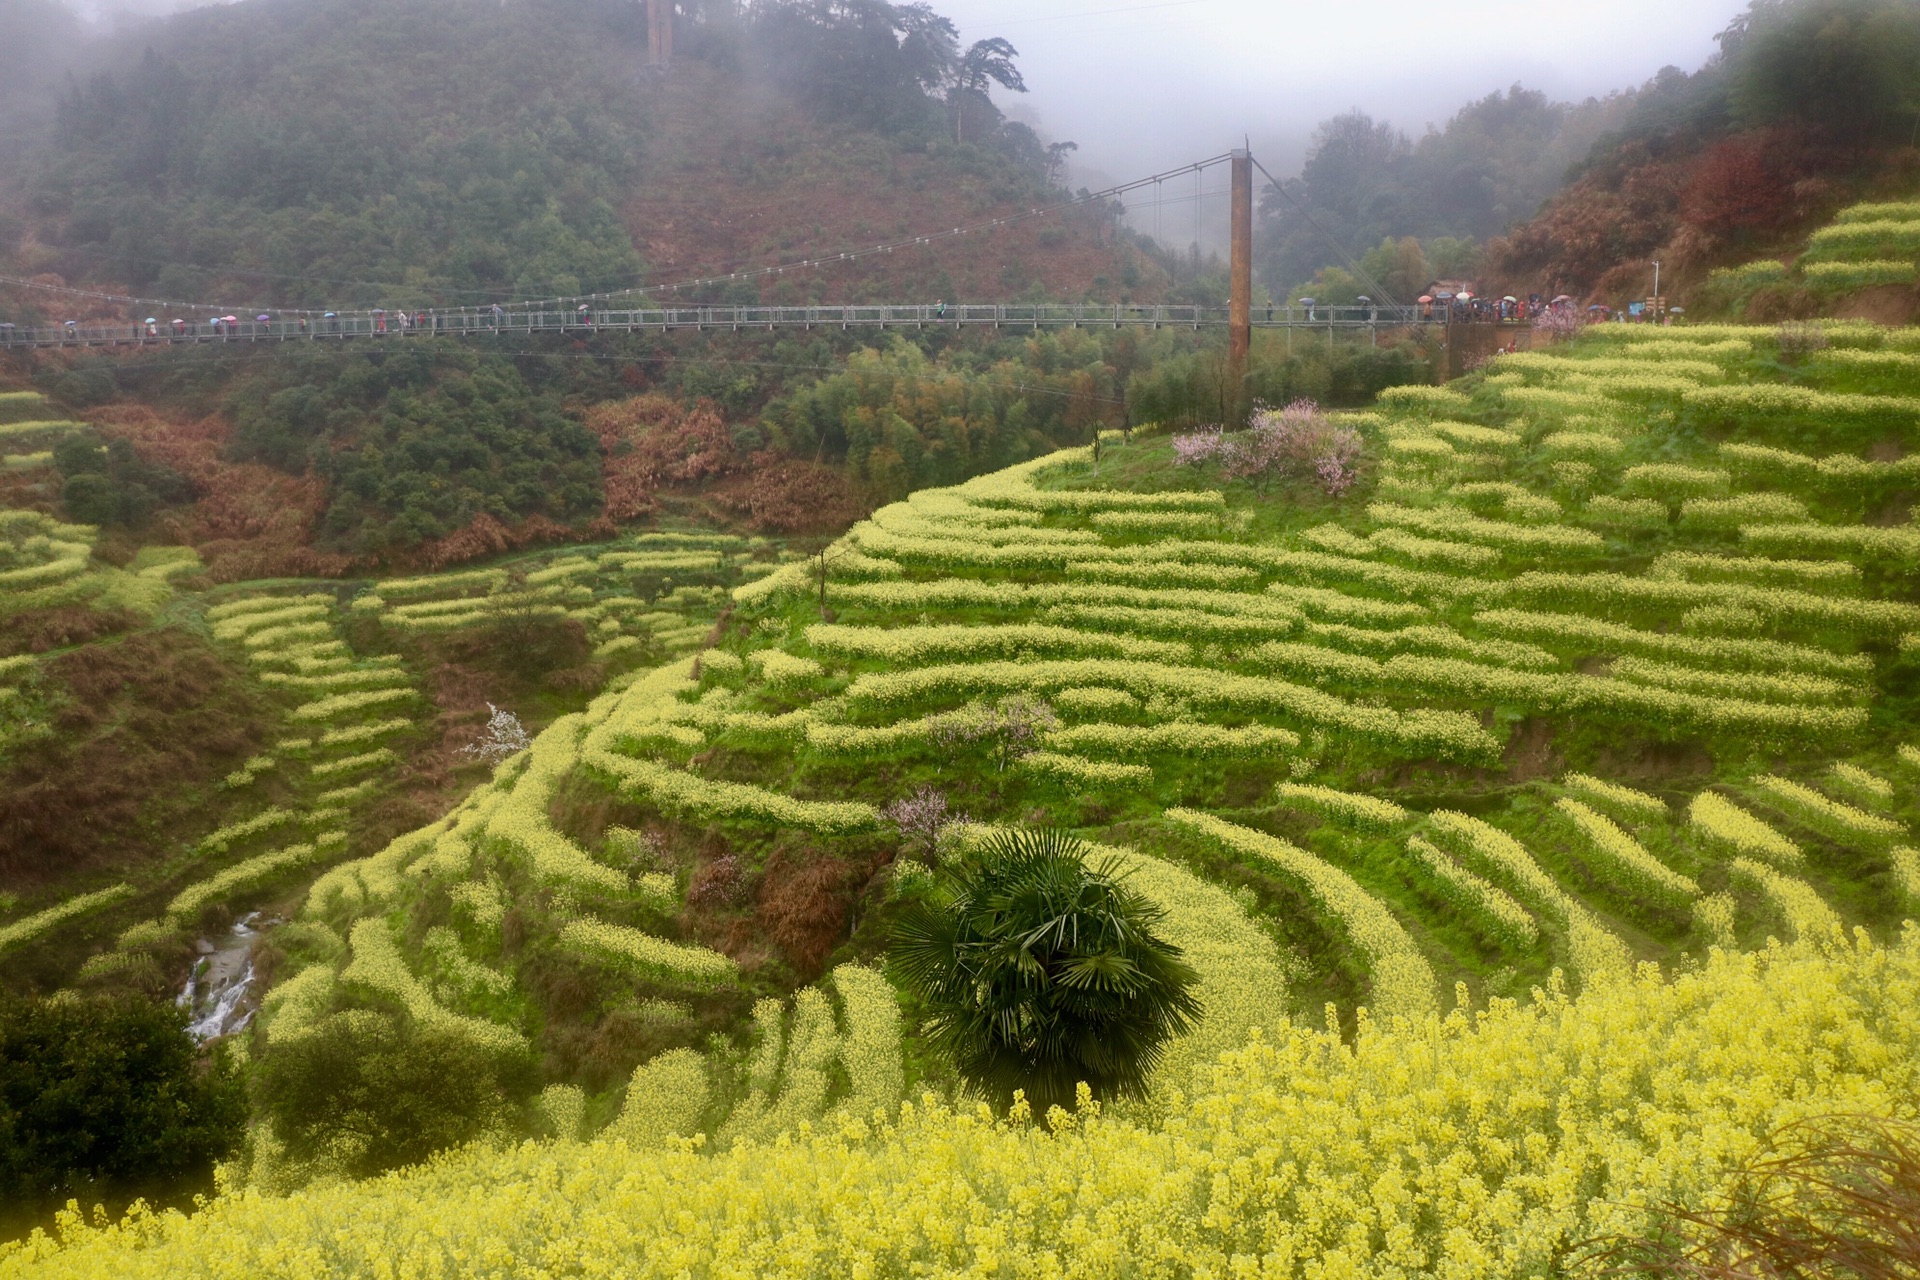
top-left (0, 303), bottom-right (1428, 348)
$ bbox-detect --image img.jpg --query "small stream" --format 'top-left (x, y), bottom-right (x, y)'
top-left (177, 912), bottom-right (279, 1041)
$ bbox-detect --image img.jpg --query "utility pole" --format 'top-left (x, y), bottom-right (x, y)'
top-left (1228, 147), bottom-right (1253, 425)
top-left (647, 0), bottom-right (672, 70)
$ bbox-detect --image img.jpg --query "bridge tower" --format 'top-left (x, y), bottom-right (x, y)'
top-left (1228, 148), bottom-right (1253, 424)
top-left (647, 0), bottom-right (673, 69)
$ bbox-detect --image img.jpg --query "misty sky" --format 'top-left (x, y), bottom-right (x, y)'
top-left (66, 0), bottom-right (1740, 199)
top-left (940, 0), bottom-right (1738, 188)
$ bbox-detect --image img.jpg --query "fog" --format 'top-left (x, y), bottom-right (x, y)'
top-left (58, 0), bottom-right (1737, 200)
top-left (939, 0), bottom-right (1736, 189)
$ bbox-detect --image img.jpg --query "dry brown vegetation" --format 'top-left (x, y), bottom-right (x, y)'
top-left (1487, 130), bottom-right (1920, 305)
top-left (0, 629), bottom-right (270, 885)
top-left (87, 403), bottom-right (349, 581)
top-left (1581, 1116), bottom-right (1920, 1279)
top-left (625, 60), bottom-right (1161, 305)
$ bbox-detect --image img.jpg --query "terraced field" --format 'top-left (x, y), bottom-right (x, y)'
top-left (1704, 195), bottom-right (1920, 313)
top-left (9, 317), bottom-right (1920, 1275)
top-left (70, 315), bottom-right (1880, 1166)
top-left (0, 525), bottom-right (752, 996)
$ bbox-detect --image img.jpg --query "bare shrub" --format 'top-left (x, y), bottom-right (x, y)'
top-left (1778, 320), bottom-right (1831, 357)
top-left (687, 852), bottom-right (749, 909)
top-left (883, 786), bottom-right (963, 864)
top-left (933, 694), bottom-right (1059, 769)
top-left (1533, 306), bottom-right (1585, 342)
top-left (1578, 1114), bottom-right (1920, 1279)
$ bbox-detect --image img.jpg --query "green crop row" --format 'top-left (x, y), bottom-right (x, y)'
top-left (803, 622), bottom-right (1188, 665)
top-left (1043, 721), bottom-right (1299, 758)
top-left (1403, 835), bottom-right (1538, 950)
top-left (839, 657), bottom-right (1499, 762)
top-left (1165, 808), bottom-right (1438, 1021)
top-left (1687, 791), bottom-right (1802, 867)
top-left (1473, 608), bottom-right (1869, 675)
top-left (1555, 799), bottom-right (1699, 910)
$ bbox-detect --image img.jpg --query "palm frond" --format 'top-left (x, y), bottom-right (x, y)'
top-left (889, 826), bottom-right (1203, 1111)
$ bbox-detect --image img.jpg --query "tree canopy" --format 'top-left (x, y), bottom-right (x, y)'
top-left (890, 829), bottom-right (1201, 1112)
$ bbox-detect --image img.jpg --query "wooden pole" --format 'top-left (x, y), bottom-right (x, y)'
top-left (1228, 148), bottom-right (1252, 425)
top-left (647, 0), bottom-right (671, 68)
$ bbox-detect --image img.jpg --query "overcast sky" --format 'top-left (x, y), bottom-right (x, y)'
top-left (66, 0), bottom-right (1741, 193)
top-left (937, 0), bottom-right (1738, 189)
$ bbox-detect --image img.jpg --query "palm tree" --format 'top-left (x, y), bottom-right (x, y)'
top-left (890, 828), bottom-right (1201, 1113)
top-left (951, 37), bottom-right (1026, 144)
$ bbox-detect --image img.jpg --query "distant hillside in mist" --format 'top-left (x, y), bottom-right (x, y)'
top-left (1264, 0), bottom-right (1920, 310)
top-left (0, 0), bottom-right (1159, 315)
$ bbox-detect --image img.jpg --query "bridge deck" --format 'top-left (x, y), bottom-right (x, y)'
top-left (0, 303), bottom-right (1430, 349)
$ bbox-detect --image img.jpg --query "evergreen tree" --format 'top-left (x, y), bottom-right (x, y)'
top-left (891, 829), bottom-right (1201, 1112)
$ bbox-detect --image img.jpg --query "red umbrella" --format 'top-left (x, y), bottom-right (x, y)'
top-left (1417, 295), bottom-right (1434, 304)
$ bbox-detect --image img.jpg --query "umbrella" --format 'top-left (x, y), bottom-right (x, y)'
top-left (257, 314), bottom-right (271, 322)
top-left (1356, 296), bottom-right (1372, 304)
top-left (1502, 295), bottom-right (1517, 303)
top-left (1457, 291), bottom-right (1474, 301)
top-left (1552, 294), bottom-right (1574, 304)
top-left (324, 312), bottom-right (338, 319)
top-left (371, 308), bottom-right (386, 315)
top-left (1296, 297), bottom-right (1316, 305)
top-left (222, 315), bottom-right (238, 323)
top-left (1417, 295), bottom-right (1434, 304)
top-left (1668, 306), bottom-right (1686, 314)
top-left (144, 317), bottom-right (157, 324)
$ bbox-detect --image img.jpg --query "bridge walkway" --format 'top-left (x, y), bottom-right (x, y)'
top-left (0, 302), bottom-right (1426, 350)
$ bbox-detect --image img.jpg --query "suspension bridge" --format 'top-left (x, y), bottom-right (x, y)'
top-left (0, 150), bottom-right (1438, 378)
top-left (0, 302), bottom-right (1423, 350)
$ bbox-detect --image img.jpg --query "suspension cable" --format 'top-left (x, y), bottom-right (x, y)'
top-left (1248, 154), bottom-right (1400, 310)
top-left (0, 153), bottom-right (1242, 317)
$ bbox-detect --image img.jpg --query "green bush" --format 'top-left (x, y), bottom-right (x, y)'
top-left (0, 995), bottom-right (245, 1237)
top-left (251, 1009), bottom-right (535, 1181)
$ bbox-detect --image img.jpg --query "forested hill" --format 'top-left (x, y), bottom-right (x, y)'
top-left (1264, 0), bottom-right (1920, 314)
top-left (1482, 0), bottom-right (1920, 304)
top-left (0, 0), bottom-right (1145, 315)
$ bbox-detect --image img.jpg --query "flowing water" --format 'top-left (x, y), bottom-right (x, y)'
top-left (178, 912), bottom-right (279, 1041)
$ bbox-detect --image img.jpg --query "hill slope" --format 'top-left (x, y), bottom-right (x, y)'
top-left (80, 318), bottom-right (1917, 1150)
top-left (9, 317), bottom-right (1920, 1273)
top-left (1484, 0), bottom-right (1920, 304)
top-left (0, 0), bottom-right (1148, 314)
